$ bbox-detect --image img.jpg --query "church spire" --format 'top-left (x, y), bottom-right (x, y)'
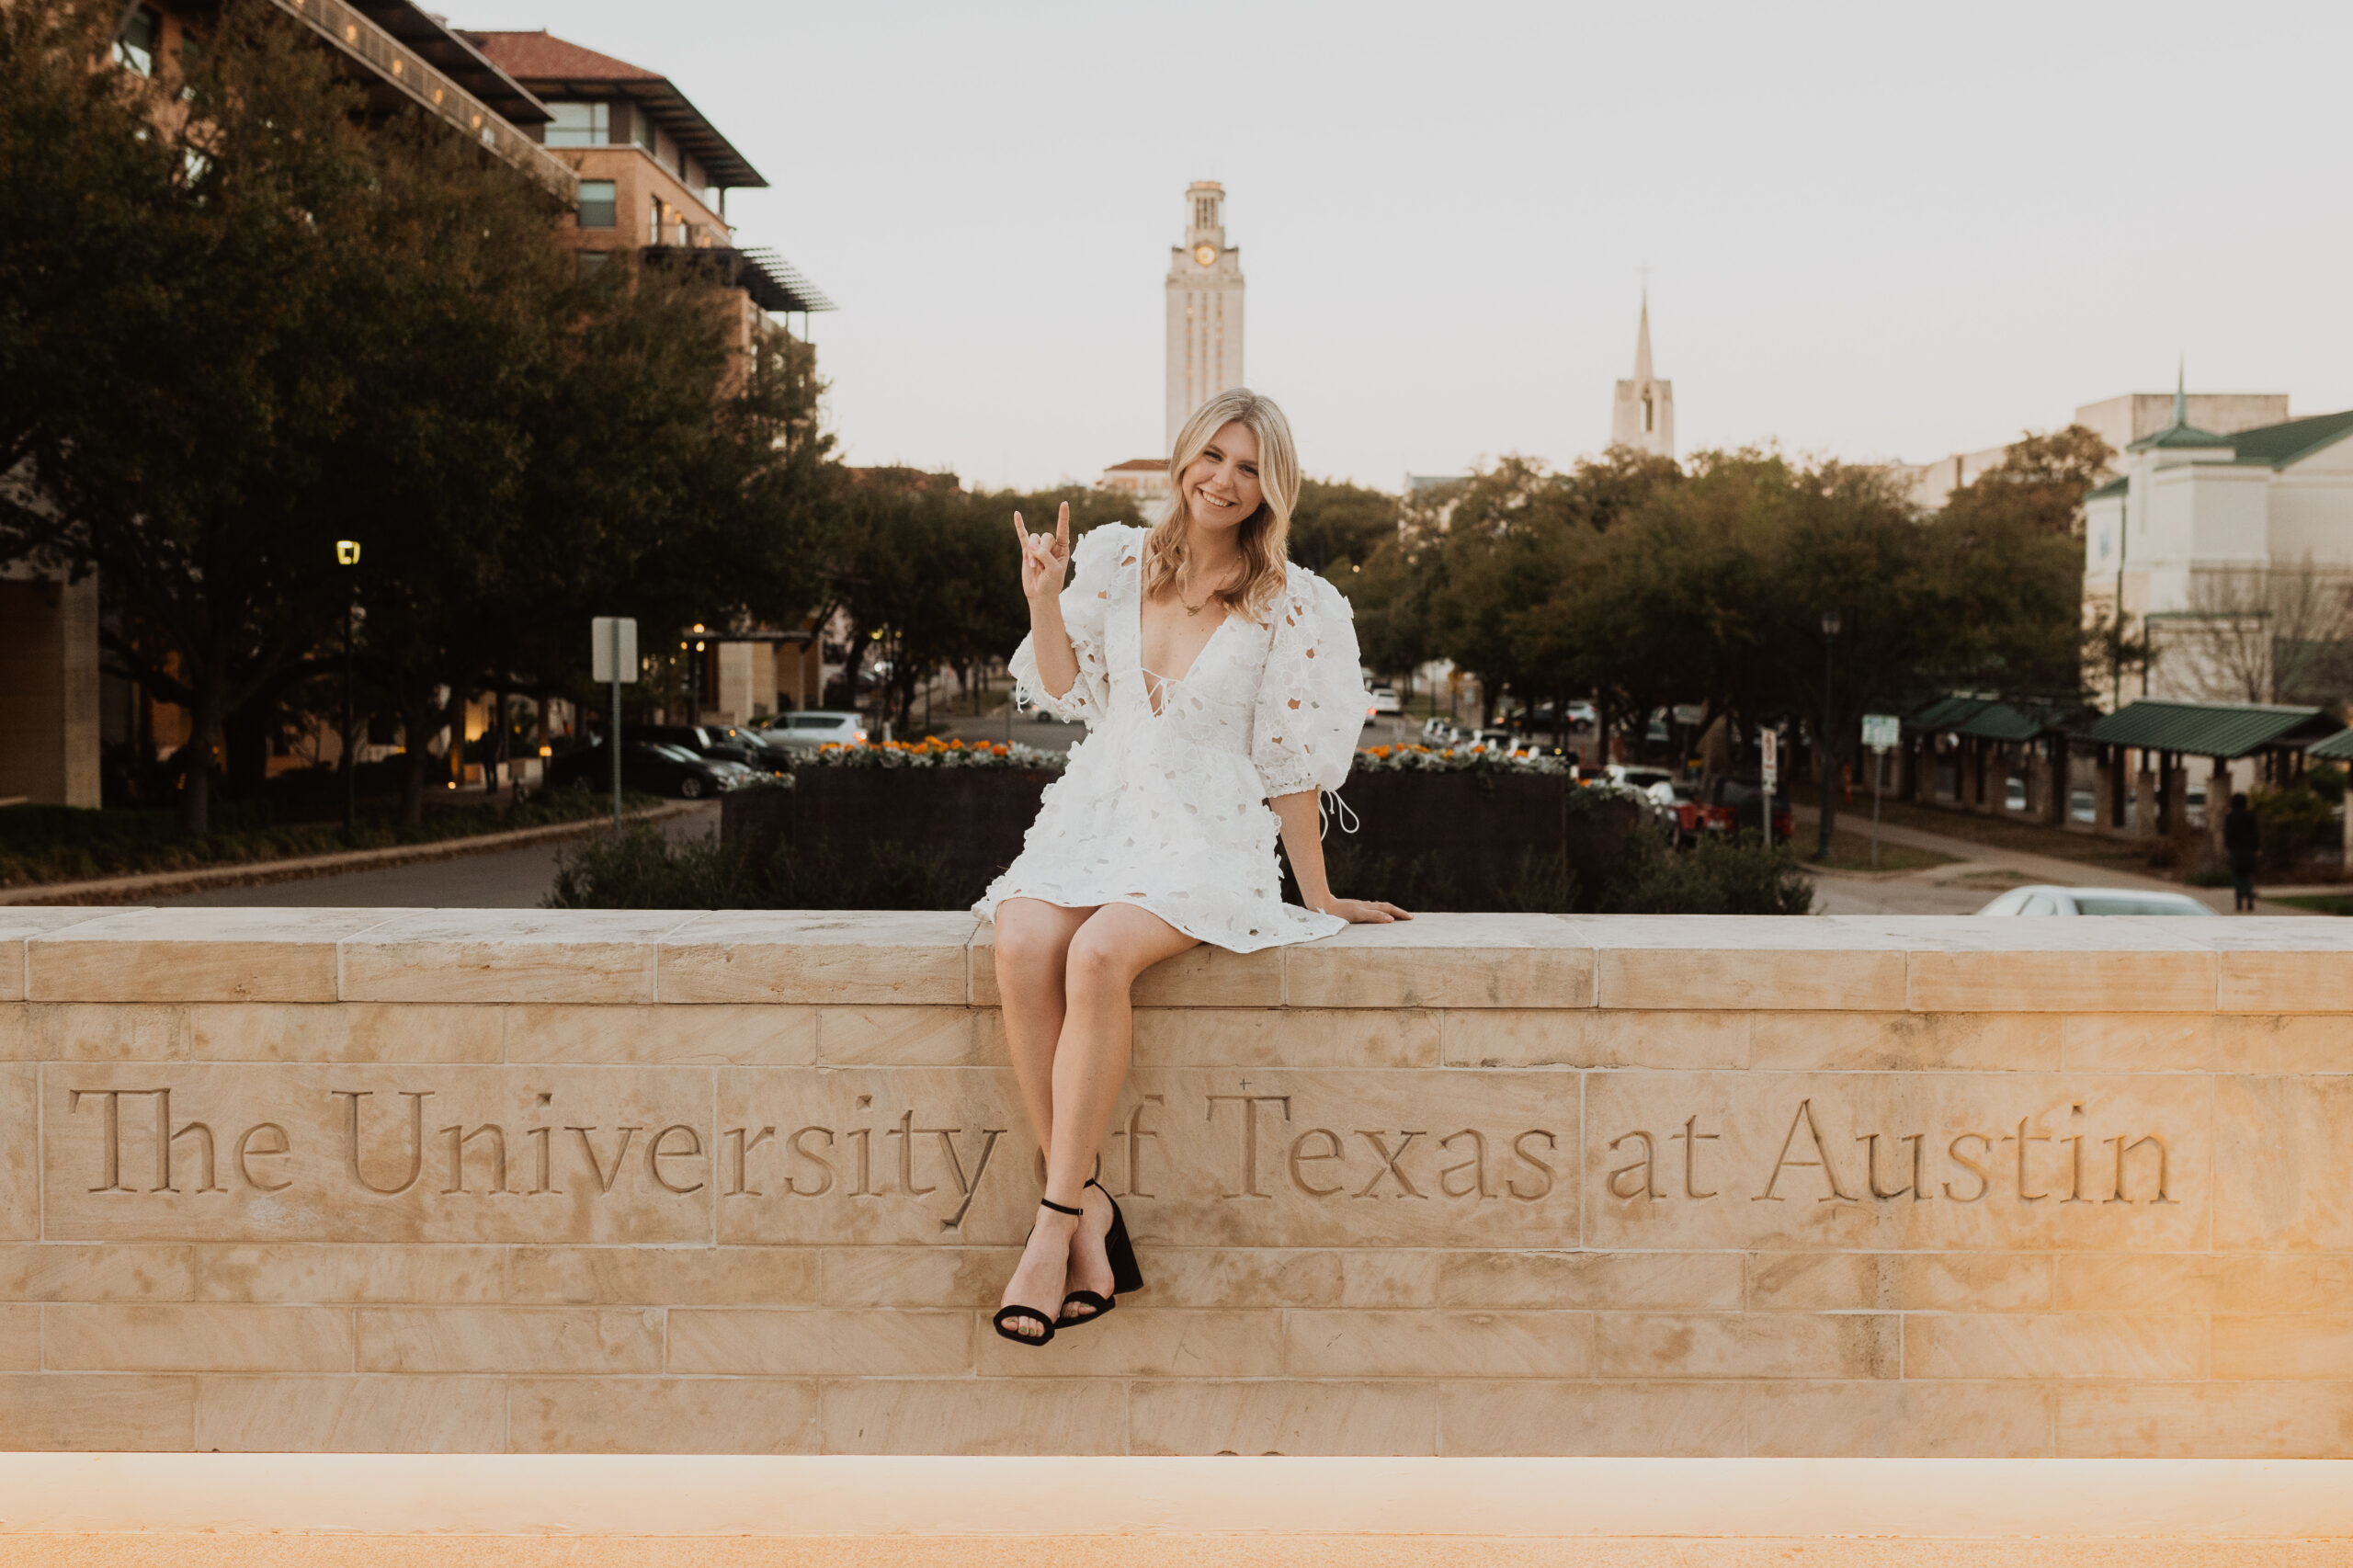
top-left (1632, 291), bottom-right (1654, 386)
top-left (2172, 356), bottom-right (2187, 427)
top-left (1609, 290), bottom-right (1674, 460)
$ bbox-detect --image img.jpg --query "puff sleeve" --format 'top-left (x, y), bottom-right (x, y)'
top-left (1008, 523), bottom-right (1131, 725)
top-left (1249, 567), bottom-right (1369, 799)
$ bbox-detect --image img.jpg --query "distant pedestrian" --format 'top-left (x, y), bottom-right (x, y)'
top-left (2222, 792), bottom-right (2260, 912)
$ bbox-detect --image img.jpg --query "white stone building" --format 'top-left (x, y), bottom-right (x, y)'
top-left (2084, 376), bottom-right (2353, 703)
top-left (1608, 295), bottom-right (1674, 459)
top-left (1896, 391), bottom-right (2291, 512)
top-left (1165, 180), bottom-right (1245, 451)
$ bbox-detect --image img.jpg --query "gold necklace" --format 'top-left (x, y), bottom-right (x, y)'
top-left (1182, 562), bottom-right (1239, 616)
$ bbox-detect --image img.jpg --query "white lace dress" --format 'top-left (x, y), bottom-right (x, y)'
top-left (974, 523), bottom-right (1369, 953)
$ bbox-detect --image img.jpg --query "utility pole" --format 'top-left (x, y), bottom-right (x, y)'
top-left (335, 540), bottom-right (361, 840)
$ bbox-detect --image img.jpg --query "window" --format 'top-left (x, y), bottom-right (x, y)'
top-left (634, 109), bottom-right (657, 155)
top-left (650, 195), bottom-right (664, 242)
top-left (576, 251), bottom-right (611, 278)
top-left (576, 179), bottom-right (616, 228)
top-left (114, 4), bottom-right (161, 75)
top-left (545, 102), bottom-right (609, 147)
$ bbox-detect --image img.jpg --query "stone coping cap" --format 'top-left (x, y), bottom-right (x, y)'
top-left (13, 911), bottom-right (2350, 1011)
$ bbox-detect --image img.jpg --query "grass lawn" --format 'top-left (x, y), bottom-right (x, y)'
top-left (1802, 826), bottom-right (1961, 875)
top-left (1790, 782), bottom-right (2155, 877)
top-left (2269, 893), bottom-right (2353, 916)
top-left (0, 788), bottom-right (665, 890)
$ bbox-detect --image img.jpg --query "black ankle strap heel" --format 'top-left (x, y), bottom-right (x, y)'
top-left (1055, 1177), bottom-right (1147, 1332)
top-left (991, 1198), bottom-right (1087, 1348)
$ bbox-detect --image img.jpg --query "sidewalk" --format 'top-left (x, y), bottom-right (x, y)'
top-left (1792, 803), bottom-right (2323, 916)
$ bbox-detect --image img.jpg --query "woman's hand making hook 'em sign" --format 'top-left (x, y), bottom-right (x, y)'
top-left (1013, 502), bottom-right (1072, 605)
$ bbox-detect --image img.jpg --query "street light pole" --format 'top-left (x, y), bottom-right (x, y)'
top-left (335, 540), bottom-right (361, 841)
top-left (1817, 609), bottom-right (1841, 860)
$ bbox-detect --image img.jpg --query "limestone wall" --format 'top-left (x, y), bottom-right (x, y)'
top-left (2, 907), bottom-right (2347, 1458)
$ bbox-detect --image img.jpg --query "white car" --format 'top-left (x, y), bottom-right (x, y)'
top-left (758, 710), bottom-right (868, 751)
top-left (1605, 764), bottom-right (1680, 806)
top-left (1370, 686), bottom-right (1402, 715)
top-left (1974, 885), bottom-right (2213, 916)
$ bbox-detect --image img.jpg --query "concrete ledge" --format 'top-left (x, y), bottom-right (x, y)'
top-left (3, 1455), bottom-right (2350, 1540)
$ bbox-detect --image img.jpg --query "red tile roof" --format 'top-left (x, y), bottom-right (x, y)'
top-left (462, 30), bottom-right (661, 84)
top-left (1102, 459), bottom-right (1169, 473)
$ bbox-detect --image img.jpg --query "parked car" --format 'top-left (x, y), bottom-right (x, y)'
top-left (755, 710), bottom-right (869, 752)
top-left (1370, 686), bottom-right (1402, 715)
top-left (546, 740), bottom-right (739, 800)
top-left (625, 722), bottom-right (787, 774)
top-left (1605, 765), bottom-right (1679, 806)
top-left (1975, 885), bottom-right (2213, 916)
top-left (1668, 776), bottom-right (1796, 846)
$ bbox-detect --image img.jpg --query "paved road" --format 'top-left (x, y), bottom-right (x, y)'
top-left (1797, 804), bottom-right (2320, 917)
top-left (150, 804), bottom-right (722, 909)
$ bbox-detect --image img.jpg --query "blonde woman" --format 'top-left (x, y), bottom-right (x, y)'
top-left (974, 388), bottom-right (1410, 1346)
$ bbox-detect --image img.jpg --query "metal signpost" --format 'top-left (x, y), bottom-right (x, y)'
top-left (1759, 727), bottom-right (1779, 846)
top-left (591, 617), bottom-right (638, 827)
top-left (1861, 712), bottom-right (1900, 869)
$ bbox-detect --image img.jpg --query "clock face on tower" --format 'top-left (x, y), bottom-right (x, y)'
top-left (1194, 244), bottom-right (1217, 267)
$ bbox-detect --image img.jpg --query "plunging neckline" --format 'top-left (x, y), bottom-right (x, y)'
top-left (1137, 563), bottom-right (1240, 717)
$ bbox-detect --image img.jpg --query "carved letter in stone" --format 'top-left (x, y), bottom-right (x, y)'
top-left (526, 1124), bottom-right (559, 1196)
top-left (786, 1127), bottom-right (836, 1197)
top-left (1943, 1132), bottom-right (1992, 1202)
top-left (1607, 1131), bottom-right (1661, 1200)
top-left (1857, 1132), bottom-right (1924, 1201)
top-left (335, 1090), bottom-right (431, 1197)
top-left (1353, 1131), bottom-right (1427, 1199)
top-left (154, 1090), bottom-right (224, 1195)
top-left (439, 1122), bottom-right (509, 1195)
top-left (67, 1087), bottom-right (141, 1194)
top-left (236, 1123), bottom-right (292, 1192)
top-left (931, 1127), bottom-right (1004, 1231)
top-left (1672, 1116), bottom-right (1719, 1199)
top-left (724, 1126), bottom-right (775, 1196)
top-left (1438, 1130), bottom-right (1491, 1199)
top-left (648, 1125), bottom-right (706, 1195)
top-left (1288, 1129), bottom-right (1345, 1197)
top-left (1120, 1096), bottom-right (1164, 1199)
top-left (2108, 1134), bottom-right (2175, 1204)
top-left (886, 1111), bottom-right (938, 1199)
top-left (2003, 1117), bottom-right (2052, 1202)
top-left (1207, 1096), bottom-right (1291, 1199)
top-left (1508, 1130), bottom-right (1556, 1201)
top-left (1755, 1099), bottom-right (1854, 1203)
top-left (569, 1126), bottom-right (642, 1196)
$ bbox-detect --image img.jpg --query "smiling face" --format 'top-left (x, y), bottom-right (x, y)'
top-left (1179, 420), bottom-right (1264, 538)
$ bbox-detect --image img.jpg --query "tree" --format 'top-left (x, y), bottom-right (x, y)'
top-left (2168, 560), bottom-right (2353, 707)
top-left (1286, 477), bottom-right (1397, 575)
top-left (1939, 424), bottom-right (2114, 537)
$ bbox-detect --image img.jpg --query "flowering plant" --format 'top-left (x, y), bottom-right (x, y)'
top-left (1351, 743), bottom-right (1577, 776)
top-left (806, 736), bottom-right (1067, 770)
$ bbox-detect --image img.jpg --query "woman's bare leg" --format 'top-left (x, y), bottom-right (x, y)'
top-left (991, 899), bottom-right (1094, 1160)
top-left (1048, 903), bottom-right (1198, 1317)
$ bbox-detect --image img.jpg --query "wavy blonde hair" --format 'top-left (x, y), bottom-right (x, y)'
top-left (1144, 387), bottom-right (1299, 622)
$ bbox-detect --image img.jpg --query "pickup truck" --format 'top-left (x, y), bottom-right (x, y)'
top-left (1670, 776), bottom-right (1796, 846)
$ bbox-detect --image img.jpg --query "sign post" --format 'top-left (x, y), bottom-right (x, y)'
top-left (591, 618), bottom-right (638, 827)
top-left (1861, 712), bottom-right (1900, 870)
top-left (1759, 727), bottom-right (1779, 846)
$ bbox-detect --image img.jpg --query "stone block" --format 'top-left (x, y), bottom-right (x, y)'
top-left (0, 1003), bottom-right (189, 1062)
top-left (1835, 917), bottom-right (2219, 1014)
top-left (0, 1303), bottom-right (35, 1368)
top-left (1569, 1011), bottom-right (1750, 1071)
top-left (1582, 1070), bottom-right (2211, 1253)
top-left (2213, 1075), bottom-right (2353, 1252)
top-left (2056, 1381), bottom-right (2353, 1457)
top-left (973, 1308), bottom-right (1283, 1379)
top-left (1284, 1310), bottom-right (1591, 1380)
top-left (823, 1377), bottom-right (1125, 1455)
top-left (194, 1373), bottom-right (504, 1451)
top-left (355, 1306), bottom-right (662, 1374)
top-left (1276, 1009), bottom-right (1445, 1068)
top-left (505, 1245), bottom-right (819, 1306)
top-left (189, 1004), bottom-right (503, 1064)
top-left (190, 1244), bottom-right (505, 1304)
top-left (1745, 1253), bottom-right (2052, 1312)
top-left (1433, 1381), bottom-right (1745, 1457)
top-left (0, 1372), bottom-right (193, 1449)
top-left (0, 1243), bottom-right (192, 1302)
top-left (43, 1302), bottom-right (353, 1371)
top-left (1436, 1251), bottom-right (1741, 1312)
top-left (1, 1062), bottom-right (35, 1239)
top-left (815, 1006), bottom-right (981, 1066)
top-left (1596, 1312), bottom-right (1897, 1380)
top-left (2062, 1014), bottom-right (2353, 1075)
top-left (1569, 916), bottom-right (1909, 1012)
top-left (1135, 1247), bottom-right (1347, 1309)
top-left (340, 911), bottom-right (698, 1005)
top-left (2055, 1254), bottom-right (2353, 1314)
top-left (1335, 1250), bottom-right (1446, 1308)
top-left (28, 910), bottom-right (393, 1004)
top-left (1745, 1381), bottom-right (2054, 1457)
top-left (2212, 1316), bottom-right (2353, 1380)
top-left (817, 1246), bottom-right (1016, 1309)
top-left (666, 1308), bottom-right (972, 1377)
top-left (1283, 915), bottom-right (1595, 1009)
top-left (2197, 922), bottom-right (2353, 1012)
top-left (1904, 1313), bottom-right (2207, 1380)
top-left (506, 1005), bottom-right (816, 1066)
top-left (657, 911), bottom-right (973, 1006)
top-left (1131, 1379), bottom-right (1435, 1455)
top-left (508, 1376), bottom-right (821, 1454)
top-left (970, 926), bottom-right (1281, 1009)
top-left (42, 1063), bottom-right (717, 1245)
top-left (1750, 1012), bottom-right (2061, 1072)
top-left (0, 910), bottom-right (132, 1003)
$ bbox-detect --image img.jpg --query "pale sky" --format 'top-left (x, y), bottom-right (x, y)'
top-left (457, 0), bottom-right (2353, 492)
